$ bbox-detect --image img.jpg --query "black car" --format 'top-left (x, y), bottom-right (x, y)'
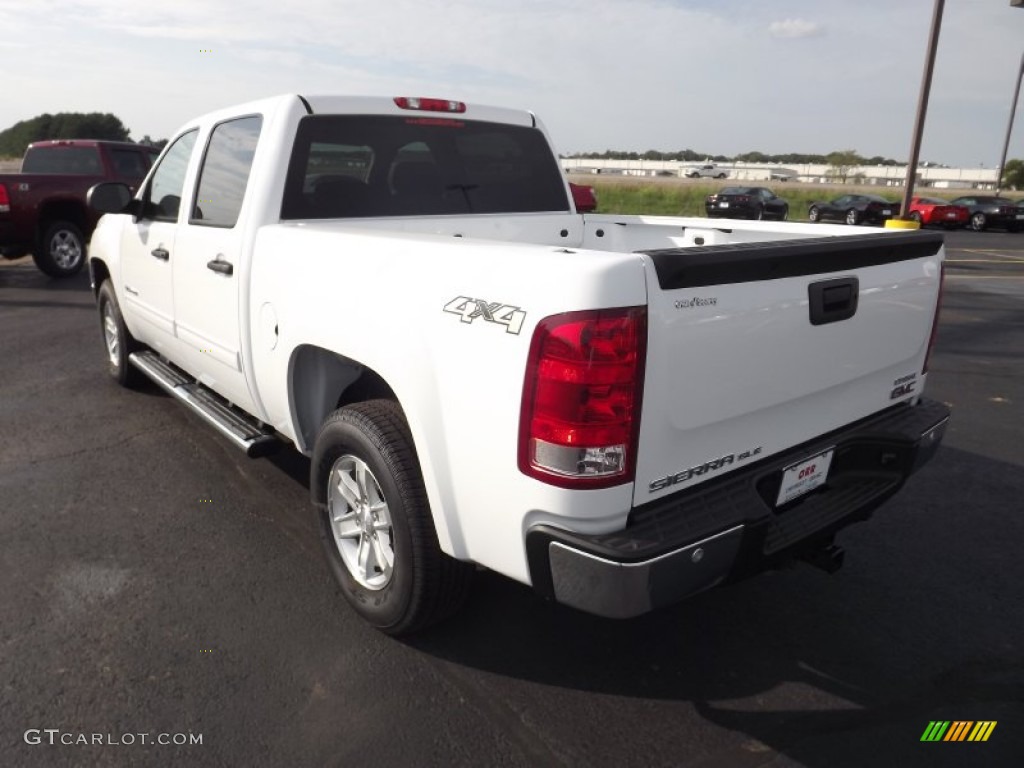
top-left (808, 194), bottom-right (900, 226)
top-left (948, 195), bottom-right (1023, 232)
top-left (705, 187), bottom-right (789, 220)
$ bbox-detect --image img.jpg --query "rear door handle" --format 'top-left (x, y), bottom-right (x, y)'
top-left (207, 258), bottom-right (233, 276)
top-left (151, 247), bottom-right (169, 261)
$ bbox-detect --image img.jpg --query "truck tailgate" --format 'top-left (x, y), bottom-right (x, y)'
top-left (634, 231), bottom-right (944, 506)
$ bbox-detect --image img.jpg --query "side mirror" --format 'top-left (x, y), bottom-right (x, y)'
top-left (87, 182), bottom-right (139, 217)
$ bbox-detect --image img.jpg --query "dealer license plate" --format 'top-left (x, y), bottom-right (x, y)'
top-left (882, 209), bottom-right (892, 215)
top-left (776, 448), bottom-right (834, 506)
top-left (719, 202), bottom-right (730, 209)
top-left (1016, 214), bottom-right (1024, 220)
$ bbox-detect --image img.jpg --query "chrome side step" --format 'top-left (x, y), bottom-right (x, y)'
top-left (129, 350), bottom-right (281, 458)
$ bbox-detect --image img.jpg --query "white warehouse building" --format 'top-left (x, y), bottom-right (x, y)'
top-left (561, 158), bottom-right (1002, 190)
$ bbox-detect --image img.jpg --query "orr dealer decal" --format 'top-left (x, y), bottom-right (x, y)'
top-left (444, 296), bottom-right (526, 335)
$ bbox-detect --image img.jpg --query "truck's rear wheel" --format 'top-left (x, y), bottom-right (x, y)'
top-left (34, 220), bottom-right (86, 277)
top-left (311, 400), bottom-right (473, 635)
top-left (97, 280), bottom-right (144, 388)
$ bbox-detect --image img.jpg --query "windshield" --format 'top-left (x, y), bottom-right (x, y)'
top-left (281, 115), bottom-right (570, 219)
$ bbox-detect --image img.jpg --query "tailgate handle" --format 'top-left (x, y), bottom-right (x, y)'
top-left (808, 277), bottom-right (859, 326)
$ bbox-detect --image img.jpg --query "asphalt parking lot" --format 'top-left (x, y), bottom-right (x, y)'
top-left (1, 229), bottom-right (1021, 767)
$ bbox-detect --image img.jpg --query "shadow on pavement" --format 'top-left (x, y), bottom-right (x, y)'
top-left (406, 444), bottom-right (1024, 766)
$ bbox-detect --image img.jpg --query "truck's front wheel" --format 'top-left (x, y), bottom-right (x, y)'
top-left (312, 401), bottom-right (473, 635)
top-left (97, 280), bottom-right (143, 388)
top-left (35, 220), bottom-right (86, 277)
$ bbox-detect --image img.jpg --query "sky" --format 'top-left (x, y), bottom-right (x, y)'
top-left (2, 0), bottom-right (1023, 167)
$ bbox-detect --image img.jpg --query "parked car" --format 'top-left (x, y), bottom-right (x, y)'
top-left (685, 163), bottom-right (728, 179)
top-left (569, 181), bottom-right (597, 213)
top-left (907, 196), bottom-right (969, 229)
top-left (948, 195), bottom-right (1023, 232)
top-left (705, 186), bottom-right (789, 220)
top-left (807, 194), bottom-right (900, 226)
top-left (0, 139), bottom-right (158, 276)
top-left (86, 93), bottom-right (947, 634)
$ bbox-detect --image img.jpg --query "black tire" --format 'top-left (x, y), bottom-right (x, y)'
top-left (34, 220), bottom-right (86, 277)
top-left (311, 400), bottom-right (473, 635)
top-left (97, 280), bottom-right (144, 388)
top-left (910, 211), bottom-right (923, 225)
top-left (845, 208), bottom-right (860, 226)
top-left (808, 206), bottom-right (821, 223)
top-left (716, 173), bottom-right (727, 179)
top-left (970, 212), bottom-right (987, 232)
top-left (780, 205), bottom-right (789, 221)
top-left (756, 205), bottom-right (766, 221)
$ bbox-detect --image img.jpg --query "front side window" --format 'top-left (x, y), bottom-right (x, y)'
top-left (191, 116), bottom-right (263, 228)
top-left (147, 130), bottom-right (198, 222)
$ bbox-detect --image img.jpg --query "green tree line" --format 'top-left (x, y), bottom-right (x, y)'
top-left (1003, 158), bottom-right (1024, 190)
top-left (0, 112), bottom-right (134, 157)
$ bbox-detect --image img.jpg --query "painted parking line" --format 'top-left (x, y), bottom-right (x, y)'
top-left (947, 249), bottom-right (1024, 262)
top-left (945, 259), bottom-right (1024, 264)
top-left (946, 275), bottom-right (1024, 279)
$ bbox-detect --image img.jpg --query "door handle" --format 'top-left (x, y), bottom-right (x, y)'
top-left (151, 247), bottom-right (169, 261)
top-left (808, 277), bottom-right (859, 325)
top-left (207, 258), bottom-right (234, 276)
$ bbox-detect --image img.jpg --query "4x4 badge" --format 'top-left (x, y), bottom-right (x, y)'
top-left (444, 296), bottom-right (526, 335)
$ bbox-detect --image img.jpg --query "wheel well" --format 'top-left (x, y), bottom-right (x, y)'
top-left (90, 259), bottom-right (110, 297)
top-left (289, 345), bottom-right (398, 453)
top-left (37, 201), bottom-right (88, 240)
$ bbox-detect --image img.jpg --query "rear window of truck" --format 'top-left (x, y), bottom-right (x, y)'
top-left (281, 115), bottom-right (570, 219)
top-left (22, 146), bottom-right (102, 174)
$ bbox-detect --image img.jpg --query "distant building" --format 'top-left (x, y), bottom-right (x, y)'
top-left (561, 158), bottom-right (1000, 189)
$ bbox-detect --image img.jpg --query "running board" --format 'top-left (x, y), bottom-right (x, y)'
top-left (129, 351), bottom-right (281, 458)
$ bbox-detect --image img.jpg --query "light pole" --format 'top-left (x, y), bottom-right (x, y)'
top-left (895, 0), bottom-right (945, 225)
top-left (995, 50), bottom-right (1024, 195)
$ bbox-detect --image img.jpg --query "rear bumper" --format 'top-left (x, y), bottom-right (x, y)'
top-left (526, 398), bottom-right (949, 619)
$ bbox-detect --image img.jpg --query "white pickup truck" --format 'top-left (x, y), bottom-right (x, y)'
top-left (685, 163), bottom-right (728, 179)
top-left (87, 94), bottom-right (949, 635)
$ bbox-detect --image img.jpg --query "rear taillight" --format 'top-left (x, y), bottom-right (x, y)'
top-left (0, 184), bottom-right (9, 213)
top-left (519, 307), bottom-right (647, 488)
top-left (394, 96), bottom-right (466, 113)
top-left (923, 263), bottom-right (946, 375)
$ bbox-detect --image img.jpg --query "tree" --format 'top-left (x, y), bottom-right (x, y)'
top-left (1002, 158), bottom-right (1024, 190)
top-left (826, 149), bottom-right (864, 184)
top-left (0, 112), bottom-right (131, 157)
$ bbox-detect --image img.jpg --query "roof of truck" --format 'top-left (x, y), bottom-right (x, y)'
top-left (27, 139), bottom-right (159, 152)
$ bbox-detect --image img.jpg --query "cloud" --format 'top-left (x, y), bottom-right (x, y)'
top-left (768, 18), bottom-right (823, 39)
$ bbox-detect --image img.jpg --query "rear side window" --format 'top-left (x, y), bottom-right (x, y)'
top-left (22, 146), bottom-right (102, 174)
top-left (109, 149), bottom-right (150, 178)
top-left (281, 115), bottom-right (569, 219)
top-left (191, 116), bottom-right (263, 228)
